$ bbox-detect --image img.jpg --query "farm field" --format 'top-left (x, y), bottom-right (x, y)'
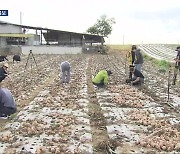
top-left (139, 44), bottom-right (177, 62)
top-left (0, 49), bottom-right (179, 154)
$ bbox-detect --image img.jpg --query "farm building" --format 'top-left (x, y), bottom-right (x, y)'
top-left (0, 20), bottom-right (104, 54)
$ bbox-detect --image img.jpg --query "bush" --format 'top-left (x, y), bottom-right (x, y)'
top-left (144, 54), bottom-right (154, 61)
top-left (144, 54), bottom-right (170, 71)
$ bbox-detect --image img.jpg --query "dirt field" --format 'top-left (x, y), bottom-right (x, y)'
top-left (0, 51), bottom-right (179, 154)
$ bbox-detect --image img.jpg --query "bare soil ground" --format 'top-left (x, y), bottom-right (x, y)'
top-left (0, 51), bottom-right (179, 154)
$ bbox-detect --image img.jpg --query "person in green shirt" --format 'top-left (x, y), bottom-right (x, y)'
top-left (92, 70), bottom-right (112, 87)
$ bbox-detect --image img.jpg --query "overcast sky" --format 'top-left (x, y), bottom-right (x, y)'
top-left (1, 0), bottom-right (180, 44)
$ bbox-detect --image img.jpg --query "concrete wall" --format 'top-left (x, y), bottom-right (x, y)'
top-left (0, 25), bottom-right (22, 33)
top-left (0, 46), bottom-right (21, 55)
top-left (0, 37), bottom-right (7, 47)
top-left (21, 46), bottom-right (82, 55)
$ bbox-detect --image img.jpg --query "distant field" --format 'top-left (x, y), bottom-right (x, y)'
top-left (108, 44), bottom-right (132, 51)
top-left (108, 44), bottom-right (179, 51)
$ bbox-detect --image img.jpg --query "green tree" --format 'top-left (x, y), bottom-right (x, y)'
top-left (86, 15), bottom-right (116, 37)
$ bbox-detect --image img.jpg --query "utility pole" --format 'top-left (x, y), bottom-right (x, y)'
top-left (20, 12), bottom-right (22, 25)
top-left (123, 35), bottom-right (124, 45)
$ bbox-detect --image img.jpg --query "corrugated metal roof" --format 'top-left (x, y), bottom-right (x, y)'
top-left (0, 20), bottom-right (104, 37)
top-left (0, 20), bottom-right (104, 43)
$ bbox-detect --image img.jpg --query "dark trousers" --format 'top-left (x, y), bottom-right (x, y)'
top-left (61, 67), bottom-right (70, 83)
top-left (0, 106), bottom-right (16, 117)
top-left (126, 77), bottom-right (144, 85)
top-left (92, 80), bottom-right (105, 88)
top-left (132, 76), bottom-right (144, 85)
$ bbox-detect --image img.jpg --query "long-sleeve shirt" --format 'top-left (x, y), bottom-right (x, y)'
top-left (92, 70), bottom-right (109, 85)
top-left (0, 88), bottom-right (16, 109)
top-left (60, 61), bottom-right (70, 72)
top-left (134, 49), bottom-right (143, 64)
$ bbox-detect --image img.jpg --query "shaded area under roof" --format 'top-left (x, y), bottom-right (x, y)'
top-left (43, 30), bottom-right (104, 43)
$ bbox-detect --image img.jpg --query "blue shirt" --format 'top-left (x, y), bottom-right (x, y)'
top-left (0, 88), bottom-right (16, 108)
top-left (60, 61), bottom-right (70, 71)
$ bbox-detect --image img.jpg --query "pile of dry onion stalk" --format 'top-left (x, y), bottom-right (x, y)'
top-left (129, 110), bottom-right (180, 152)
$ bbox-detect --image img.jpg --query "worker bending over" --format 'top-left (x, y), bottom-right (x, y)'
top-left (92, 70), bottom-right (112, 87)
top-left (0, 87), bottom-right (17, 119)
top-left (60, 61), bottom-right (71, 83)
top-left (126, 65), bottom-right (144, 85)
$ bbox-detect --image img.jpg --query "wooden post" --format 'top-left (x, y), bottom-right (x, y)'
top-left (70, 33), bottom-right (72, 46)
top-left (167, 69), bottom-right (171, 101)
top-left (46, 30), bottom-right (49, 45)
top-left (40, 30), bottom-right (42, 45)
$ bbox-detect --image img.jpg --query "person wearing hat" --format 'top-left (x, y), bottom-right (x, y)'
top-left (60, 61), bottom-right (70, 83)
top-left (126, 65), bottom-right (144, 85)
top-left (92, 70), bottom-right (112, 87)
top-left (0, 63), bottom-right (9, 82)
top-left (0, 87), bottom-right (17, 119)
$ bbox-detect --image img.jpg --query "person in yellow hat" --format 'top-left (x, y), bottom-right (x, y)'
top-left (0, 63), bottom-right (9, 82)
